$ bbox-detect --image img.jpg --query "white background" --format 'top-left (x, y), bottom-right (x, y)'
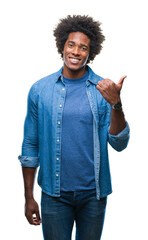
top-left (0, 0), bottom-right (148, 239)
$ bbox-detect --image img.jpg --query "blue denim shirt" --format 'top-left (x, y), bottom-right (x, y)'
top-left (18, 66), bottom-right (130, 200)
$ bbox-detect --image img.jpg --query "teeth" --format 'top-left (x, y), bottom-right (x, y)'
top-left (70, 58), bottom-right (79, 62)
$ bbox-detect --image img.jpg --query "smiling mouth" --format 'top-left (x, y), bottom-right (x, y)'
top-left (69, 58), bottom-right (80, 64)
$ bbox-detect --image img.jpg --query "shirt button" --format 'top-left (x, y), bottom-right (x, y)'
top-left (56, 174), bottom-right (59, 177)
top-left (59, 104), bottom-right (62, 108)
top-left (57, 139), bottom-right (60, 142)
top-left (56, 158), bottom-right (59, 160)
top-left (62, 88), bottom-right (65, 91)
top-left (58, 121), bottom-right (61, 125)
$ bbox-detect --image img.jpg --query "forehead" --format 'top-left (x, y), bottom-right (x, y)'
top-left (66, 32), bottom-right (90, 46)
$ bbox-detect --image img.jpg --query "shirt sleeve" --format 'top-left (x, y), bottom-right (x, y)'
top-left (108, 121), bottom-right (130, 152)
top-left (18, 84), bottom-right (40, 167)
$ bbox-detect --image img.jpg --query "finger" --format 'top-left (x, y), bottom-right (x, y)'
top-left (26, 213), bottom-right (35, 225)
top-left (35, 211), bottom-right (41, 224)
top-left (96, 84), bottom-right (101, 89)
top-left (26, 212), bottom-right (40, 225)
top-left (32, 216), bottom-right (41, 225)
top-left (118, 75), bottom-right (127, 86)
top-left (96, 84), bottom-right (103, 92)
top-left (97, 81), bottom-right (102, 87)
top-left (96, 80), bottom-right (104, 89)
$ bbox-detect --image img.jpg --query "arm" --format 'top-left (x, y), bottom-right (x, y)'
top-left (18, 84), bottom-right (41, 225)
top-left (109, 107), bottom-right (126, 135)
top-left (22, 167), bottom-right (41, 225)
top-left (96, 75), bottom-right (130, 151)
top-left (96, 75), bottom-right (127, 135)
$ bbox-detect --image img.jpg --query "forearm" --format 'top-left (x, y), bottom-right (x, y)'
top-left (109, 108), bottom-right (126, 135)
top-left (22, 167), bottom-right (37, 200)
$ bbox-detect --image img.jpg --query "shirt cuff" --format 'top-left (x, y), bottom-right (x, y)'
top-left (108, 121), bottom-right (130, 140)
top-left (18, 155), bottom-right (40, 167)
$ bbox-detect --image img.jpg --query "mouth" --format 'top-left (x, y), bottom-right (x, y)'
top-left (69, 57), bottom-right (81, 64)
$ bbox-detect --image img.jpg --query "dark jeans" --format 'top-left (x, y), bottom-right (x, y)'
top-left (41, 189), bottom-right (107, 240)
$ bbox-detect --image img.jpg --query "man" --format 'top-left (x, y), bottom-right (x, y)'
top-left (18, 15), bottom-right (130, 240)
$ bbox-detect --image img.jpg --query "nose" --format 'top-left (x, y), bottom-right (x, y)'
top-left (72, 46), bottom-right (80, 55)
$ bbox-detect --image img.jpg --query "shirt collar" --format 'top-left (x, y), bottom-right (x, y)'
top-left (55, 65), bottom-right (99, 86)
top-left (56, 67), bottom-right (64, 83)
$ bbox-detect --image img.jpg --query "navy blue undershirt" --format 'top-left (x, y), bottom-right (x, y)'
top-left (60, 71), bottom-right (96, 191)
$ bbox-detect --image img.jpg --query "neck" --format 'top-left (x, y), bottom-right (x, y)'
top-left (62, 65), bottom-right (87, 79)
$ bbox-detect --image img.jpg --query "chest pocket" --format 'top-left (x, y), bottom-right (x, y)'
top-left (98, 104), bottom-right (110, 126)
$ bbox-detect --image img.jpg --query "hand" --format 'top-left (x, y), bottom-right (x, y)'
top-left (96, 76), bottom-right (127, 106)
top-left (25, 198), bottom-right (41, 225)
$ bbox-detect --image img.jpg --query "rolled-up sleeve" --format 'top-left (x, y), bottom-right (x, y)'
top-left (108, 122), bottom-right (130, 152)
top-left (18, 155), bottom-right (40, 167)
top-left (18, 83), bottom-right (40, 167)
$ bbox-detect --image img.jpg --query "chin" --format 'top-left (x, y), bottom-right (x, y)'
top-left (69, 66), bottom-right (82, 72)
top-left (67, 63), bottom-right (84, 72)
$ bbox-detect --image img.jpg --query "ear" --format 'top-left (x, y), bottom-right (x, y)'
top-left (62, 47), bottom-right (65, 54)
top-left (61, 51), bottom-right (64, 59)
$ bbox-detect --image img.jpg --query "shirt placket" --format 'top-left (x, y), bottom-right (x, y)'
top-left (55, 82), bottom-right (66, 195)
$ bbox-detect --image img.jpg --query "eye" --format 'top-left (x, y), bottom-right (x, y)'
top-left (68, 43), bottom-right (74, 48)
top-left (80, 46), bottom-right (88, 51)
top-left (81, 47), bottom-right (87, 51)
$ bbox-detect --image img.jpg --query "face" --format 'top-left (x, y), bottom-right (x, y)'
top-left (62, 32), bottom-right (90, 78)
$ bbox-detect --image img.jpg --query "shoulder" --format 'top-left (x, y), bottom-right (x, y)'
top-left (32, 68), bottom-right (62, 90)
top-left (27, 68), bottom-right (62, 102)
top-left (29, 68), bottom-right (62, 93)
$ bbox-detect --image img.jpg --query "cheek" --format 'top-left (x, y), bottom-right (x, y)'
top-left (62, 49), bottom-right (69, 59)
top-left (62, 51), bottom-right (69, 67)
top-left (83, 54), bottom-right (89, 64)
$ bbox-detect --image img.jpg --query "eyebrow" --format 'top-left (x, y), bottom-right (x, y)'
top-left (68, 41), bottom-right (89, 49)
